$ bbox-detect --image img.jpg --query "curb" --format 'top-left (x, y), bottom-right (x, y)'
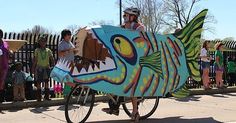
top-left (1, 87), bottom-right (236, 110)
top-left (0, 95), bottom-right (108, 110)
top-left (190, 86), bottom-right (236, 95)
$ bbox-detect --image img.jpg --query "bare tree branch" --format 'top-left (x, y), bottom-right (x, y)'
top-left (122, 0), bottom-right (216, 35)
top-left (124, 0), bottom-right (165, 33)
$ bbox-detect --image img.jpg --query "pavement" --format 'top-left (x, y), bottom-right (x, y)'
top-left (1, 86), bottom-right (236, 110)
top-left (1, 93), bottom-right (236, 123)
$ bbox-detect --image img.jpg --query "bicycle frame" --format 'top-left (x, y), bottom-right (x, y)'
top-left (75, 84), bottom-right (156, 105)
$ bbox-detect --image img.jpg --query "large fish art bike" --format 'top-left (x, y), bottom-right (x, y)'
top-left (50, 9), bottom-right (208, 123)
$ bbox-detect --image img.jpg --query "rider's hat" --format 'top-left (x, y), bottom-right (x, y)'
top-left (123, 7), bottom-right (141, 17)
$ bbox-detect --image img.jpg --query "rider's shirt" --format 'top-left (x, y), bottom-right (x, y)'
top-left (121, 22), bottom-right (145, 31)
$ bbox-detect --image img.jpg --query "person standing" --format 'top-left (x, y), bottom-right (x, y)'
top-left (12, 62), bottom-right (26, 101)
top-left (0, 29), bottom-right (10, 103)
top-left (102, 7), bottom-right (145, 122)
top-left (200, 41), bottom-right (212, 89)
top-left (214, 42), bottom-right (226, 89)
top-left (227, 56), bottom-right (236, 86)
top-left (32, 35), bottom-right (55, 101)
top-left (58, 29), bottom-right (75, 97)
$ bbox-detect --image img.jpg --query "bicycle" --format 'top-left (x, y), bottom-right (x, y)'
top-left (65, 83), bottom-right (159, 123)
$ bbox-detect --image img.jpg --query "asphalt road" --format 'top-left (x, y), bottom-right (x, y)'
top-left (1, 93), bottom-right (236, 123)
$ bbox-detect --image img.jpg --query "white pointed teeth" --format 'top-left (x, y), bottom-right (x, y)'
top-left (55, 59), bottom-right (71, 71)
top-left (79, 68), bottom-right (87, 74)
top-left (71, 57), bottom-right (116, 76)
top-left (71, 66), bottom-right (79, 76)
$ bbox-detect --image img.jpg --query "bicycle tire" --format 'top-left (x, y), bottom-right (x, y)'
top-left (65, 84), bottom-right (95, 123)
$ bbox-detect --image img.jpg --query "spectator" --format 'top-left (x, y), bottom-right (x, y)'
top-left (58, 29), bottom-right (75, 97)
top-left (214, 42), bottom-right (226, 89)
top-left (227, 56), bottom-right (236, 86)
top-left (12, 62), bottom-right (26, 101)
top-left (0, 29), bottom-right (10, 103)
top-left (200, 41), bottom-right (212, 89)
top-left (32, 34), bottom-right (55, 101)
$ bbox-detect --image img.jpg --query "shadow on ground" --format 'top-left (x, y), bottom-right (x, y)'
top-left (86, 116), bottom-right (221, 123)
top-left (173, 95), bottom-right (202, 102)
top-left (210, 94), bottom-right (230, 98)
top-left (56, 103), bottom-right (99, 111)
top-left (29, 107), bottom-right (54, 114)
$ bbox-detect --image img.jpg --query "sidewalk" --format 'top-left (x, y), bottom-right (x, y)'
top-left (1, 86), bottom-right (236, 110)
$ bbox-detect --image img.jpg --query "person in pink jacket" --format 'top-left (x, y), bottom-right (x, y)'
top-left (0, 29), bottom-right (10, 103)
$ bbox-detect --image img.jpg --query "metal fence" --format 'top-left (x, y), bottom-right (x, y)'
top-left (3, 32), bottom-right (236, 89)
top-left (3, 32), bottom-right (77, 88)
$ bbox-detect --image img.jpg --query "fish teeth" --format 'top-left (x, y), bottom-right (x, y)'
top-left (102, 44), bottom-right (106, 49)
top-left (79, 68), bottom-right (87, 74)
top-left (55, 56), bottom-right (116, 76)
top-left (72, 67), bottom-right (79, 76)
top-left (100, 61), bottom-right (106, 70)
top-left (93, 65), bottom-right (100, 72)
top-left (87, 65), bottom-right (93, 73)
top-left (56, 59), bottom-right (70, 71)
top-left (105, 57), bottom-right (116, 69)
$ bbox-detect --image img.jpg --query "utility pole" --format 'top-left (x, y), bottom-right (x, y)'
top-left (120, 0), bottom-right (122, 25)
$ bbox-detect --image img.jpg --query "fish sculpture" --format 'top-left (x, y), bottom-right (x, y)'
top-left (51, 9), bottom-right (208, 97)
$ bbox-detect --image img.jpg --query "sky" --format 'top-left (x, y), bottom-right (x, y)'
top-left (0, 0), bottom-right (236, 40)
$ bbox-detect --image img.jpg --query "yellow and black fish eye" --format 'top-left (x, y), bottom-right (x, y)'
top-left (111, 35), bottom-right (137, 65)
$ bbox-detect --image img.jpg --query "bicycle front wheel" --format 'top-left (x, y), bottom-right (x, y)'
top-left (65, 84), bottom-right (95, 123)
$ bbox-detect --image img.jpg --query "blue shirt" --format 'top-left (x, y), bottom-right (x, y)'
top-left (12, 71), bottom-right (26, 85)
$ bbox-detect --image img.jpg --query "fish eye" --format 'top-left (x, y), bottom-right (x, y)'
top-left (111, 35), bottom-right (137, 65)
top-left (115, 39), bottom-right (121, 44)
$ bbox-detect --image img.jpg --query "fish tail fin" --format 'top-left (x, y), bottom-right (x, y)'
top-left (174, 9), bottom-right (208, 82)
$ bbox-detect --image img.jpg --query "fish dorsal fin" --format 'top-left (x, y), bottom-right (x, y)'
top-left (139, 51), bottom-right (163, 78)
top-left (174, 9), bottom-right (208, 82)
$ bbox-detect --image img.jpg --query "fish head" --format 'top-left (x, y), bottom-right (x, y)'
top-left (51, 25), bottom-right (149, 84)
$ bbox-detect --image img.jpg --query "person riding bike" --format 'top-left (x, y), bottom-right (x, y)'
top-left (102, 7), bottom-right (145, 122)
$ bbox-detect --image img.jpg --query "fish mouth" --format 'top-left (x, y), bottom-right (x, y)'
top-left (70, 27), bottom-right (116, 76)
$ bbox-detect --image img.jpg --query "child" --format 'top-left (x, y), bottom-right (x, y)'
top-left (12, 62), bottom-right (26, 101)
top-left (58, 29), bottom-right (75, 98)
top-left (32, 34), bottom-right (55, 101)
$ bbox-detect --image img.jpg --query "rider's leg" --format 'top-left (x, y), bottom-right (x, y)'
top-left (131, 97), bottom-right (140, 122)
top-left (109, 96), bottom-right (121, 110)
top-left (102, 95), bottom-right (120, 115)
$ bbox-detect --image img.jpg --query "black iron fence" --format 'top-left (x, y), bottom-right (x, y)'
top-left (3, 32), bottom-right (236, 89)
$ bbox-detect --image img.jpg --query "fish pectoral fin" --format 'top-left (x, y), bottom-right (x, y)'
top-left (171, 85), bottom-right (190, 98)
top-left (139, 51), bottom-right (163, 78)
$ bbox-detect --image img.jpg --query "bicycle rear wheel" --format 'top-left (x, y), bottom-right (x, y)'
top-left (65, 84), bottom-right (95, 123)
top-left (122, 96), bottom-right (159, 120)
